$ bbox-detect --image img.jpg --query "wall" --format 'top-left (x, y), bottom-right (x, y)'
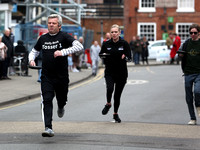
top-left (81, 18), bottom-right (123, 46)
top-left (124, 0), bottom-right (200, 42)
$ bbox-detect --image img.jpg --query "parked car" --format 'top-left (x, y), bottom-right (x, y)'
top-left (148, 40), bottom-right (168, 60)
top-left (148, 40), bottom-right (179, 63)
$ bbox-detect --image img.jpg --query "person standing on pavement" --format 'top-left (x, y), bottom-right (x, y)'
top-left (77, 36), bottom-right (84, 71)
top-left (166, 32), bottom-right (173, 50)
top-left (170, 33), bottom-right (181, 64)
top-left (99, 24), bottom-right (131, 123)
top-left (104, 32), bottom-right (111, 42)
top-left (134, 35), bottom-right (142, 65)
top-left (178, 23), bottom-right (200, 125)
top-left (2, 28), bottom-right (14, 79)
top-left (90, 40), bottom-right (101, 76)
top-left (0, 36), bottom-right (8, 80)
top-left (14, 40), bottom-right (29, 76)
top-left (129, 36), bottom-right (136, 63)
top-left (72, 35), bottom-right (81, 72)
top-left (29, 14), bottom-right (83, 137)
top-left (141, 36), bottom-right (149, 65)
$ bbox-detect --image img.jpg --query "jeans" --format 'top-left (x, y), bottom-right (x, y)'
top-left (134, 52), bottom-right (140, 64)
top-left (184, 73), bottom-right (200, 120)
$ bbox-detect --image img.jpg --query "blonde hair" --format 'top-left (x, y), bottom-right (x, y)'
top-left (110, 24), bottom-right (121, 32)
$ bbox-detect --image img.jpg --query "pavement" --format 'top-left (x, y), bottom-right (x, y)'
top-left (0, 60), bottom-right (162, 107)
top-left (0, 67), bottom-right (93, 107)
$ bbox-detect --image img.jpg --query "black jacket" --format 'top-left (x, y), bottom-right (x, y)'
top-left (178, 38), bottom-right (189, 73)
top-left (99, 37), bottom-right (131, 80)
top-left (2, 34), bottom-right (14, 58)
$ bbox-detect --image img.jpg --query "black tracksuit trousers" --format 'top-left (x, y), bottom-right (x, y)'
top-left (105, 75), bottom-right (126, 113)
top-left (41, 75), bottom-right (69, 129)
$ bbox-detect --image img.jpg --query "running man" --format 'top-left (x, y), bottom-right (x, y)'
top-left (29, 14), bottom-right (83, 137)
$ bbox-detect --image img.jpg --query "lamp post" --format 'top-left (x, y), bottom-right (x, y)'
top-left (101, 20), bottom-right (103, 44)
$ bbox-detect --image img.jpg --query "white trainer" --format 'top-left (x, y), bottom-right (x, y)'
top-left (42, 127), bottom-right (54, 137)
top-left (188, 120), bottom-right (197, 125)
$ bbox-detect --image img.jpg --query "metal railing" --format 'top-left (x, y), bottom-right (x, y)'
top-left (62, 3), bottom-right (124, 18)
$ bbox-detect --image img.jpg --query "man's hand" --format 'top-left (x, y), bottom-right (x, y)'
top-left (54, 50), bottom-right (62, 58)
top-left (29, 60), bottom-right (36, 66)
top-left (121, 54), bottom-right (125, 59)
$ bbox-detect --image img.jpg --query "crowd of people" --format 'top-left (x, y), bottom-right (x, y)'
top-left (129, 35), bottom-right (149, 65)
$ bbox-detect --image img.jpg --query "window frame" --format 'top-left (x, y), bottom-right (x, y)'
top-left (176, 23), bottom-right (193, 41)
top-left (176, 0), bottom-right (195, 13)
top-left (138, 0), bottom-right (156, 13)
top-left (138, 22), bottom-right (156, 41)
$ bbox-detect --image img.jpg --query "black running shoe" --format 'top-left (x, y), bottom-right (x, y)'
top-left (113, 114), bottom-right (121, 123)
top-left (57, 107), bottom-right (65, 118)
top-left (102, 104), bottom-right (111, 115)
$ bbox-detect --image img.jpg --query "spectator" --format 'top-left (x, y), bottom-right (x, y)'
top-left (14, 40), bottom-right (29, 76)
top-left (104, 32), bottom-right (111, 42)
top-left (170, 33), bottom-right (181, 64)
top-left (72, 35), bottom-right (80, 72)
top-left (68, 54), bottom-right (73, 72)
top-left (78, 36), bottom-right (84, 71)
top-left (178, 24), bottom-right (200, 125)
top-left (141, 36), bottom-right (149, 65)
top-left (2, 28), bottom-right (14, 79)
top-left (8, 27), bottom-right (15, 44)
top-left (166, 32), bottom-right (173, 50)
top-left (0, 36), bottom-right (8, 80)
top-left (134, 35), bottom-right (142, 65)
top-left (90, 40), bottom-right (101, 76)
top-left (129, 36), bottom-right (136, 62)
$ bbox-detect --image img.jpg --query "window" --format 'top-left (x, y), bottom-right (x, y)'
top-left (138, 23), bottom-right (156, 41)
top-left (138, 0), bottom-right (156, 12)
top-left (177, 0), bottom-right (195, 12)
top-left (0, 11), bottom-right (5, 36)
top-left (176, 23), bottom-right (193, 41)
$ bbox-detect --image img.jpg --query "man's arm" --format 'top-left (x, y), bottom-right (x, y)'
top-left (28, 48), bottom-right (40, 66)
top-left (54, 40), bottom-right (83, 58)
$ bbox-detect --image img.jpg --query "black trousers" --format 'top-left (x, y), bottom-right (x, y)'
top-left (2, 57), bottom-right (10, 76)
top-left (41, 75), bottom-right (69, 129)
top-left (105, 75), bottom-right (126, 113)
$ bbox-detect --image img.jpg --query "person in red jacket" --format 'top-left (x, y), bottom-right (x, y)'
top-left (170, 33), bottom-right (181, 64)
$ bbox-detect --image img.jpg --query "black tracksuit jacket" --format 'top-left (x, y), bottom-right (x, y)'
top-left (99, 37), bottom-right (131, 81)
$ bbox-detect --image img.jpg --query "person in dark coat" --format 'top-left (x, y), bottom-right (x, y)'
top-left (14, 40), bottom-right (28, 76)
top-left (2, 28), bottom-right (14, 79)
top-left (134, 35), bottom-right (142, 65)
top-left (178, 24), bottom-right (200, 125)
top-left (129, 36), bottom-right (136, 62)
top-left (141, 36), bottom-right (149, 65)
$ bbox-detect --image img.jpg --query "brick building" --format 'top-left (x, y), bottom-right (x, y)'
top-left (11, 0), bottom-right (200, 45)
top-left (78, 0), bottom-right (124, 46)
top-left (124, 0), bottom-right (200, 42)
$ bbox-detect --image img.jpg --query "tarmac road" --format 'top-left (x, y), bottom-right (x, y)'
top-left (0, 65), bottom-right (200, 150)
